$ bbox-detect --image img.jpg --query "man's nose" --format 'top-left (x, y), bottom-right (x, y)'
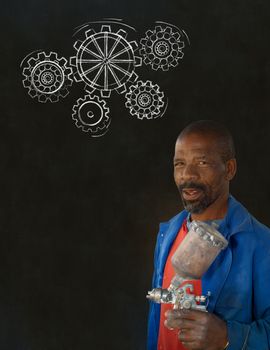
top-left (181, 164), bottom-right (199, 181)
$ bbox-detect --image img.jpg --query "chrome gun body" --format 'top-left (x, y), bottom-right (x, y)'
top-left (147, 282), bottom-right (209, 311)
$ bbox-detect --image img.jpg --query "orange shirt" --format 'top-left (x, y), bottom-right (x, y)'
top-left (157, 222), bottom-right (202, 350)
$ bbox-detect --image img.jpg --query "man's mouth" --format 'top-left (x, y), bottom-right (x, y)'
top-left (182, 188), bottom-right (203, 201)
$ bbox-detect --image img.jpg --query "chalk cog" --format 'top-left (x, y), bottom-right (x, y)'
top-left (125, 80), bottom-right (164, 120)
top-left (72, 94), bottom-right (111, 137)
top-left (140, 25), bottom-right (185, 71)
top-left (70, 25), bottom-right (142, 98)
top-left (22, 51), bottom-right (73, 103)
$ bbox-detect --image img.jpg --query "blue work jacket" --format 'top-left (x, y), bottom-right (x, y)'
top-left (147, 195), bottom-right (270, 349)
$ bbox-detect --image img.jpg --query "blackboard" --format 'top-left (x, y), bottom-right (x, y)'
top-left (2, 0), bottom-right (270, 349)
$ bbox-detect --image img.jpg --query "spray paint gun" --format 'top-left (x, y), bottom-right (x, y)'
top-left (147, 221), bottom-right (228, 311)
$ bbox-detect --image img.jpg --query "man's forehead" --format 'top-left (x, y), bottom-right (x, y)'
top-left (174, 147), bottom-right (217, 158)
top-left (175, 133), bottom-right (219, 149)
top-left (174, 132), bottom-right (222, 158)
top-left (177, 129), bottom-right (218, 141)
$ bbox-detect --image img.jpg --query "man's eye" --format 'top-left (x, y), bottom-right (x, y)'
top-left (174, 162), bottom-right (185, 167)
top-left (198, 161), bottom-right (207, 165)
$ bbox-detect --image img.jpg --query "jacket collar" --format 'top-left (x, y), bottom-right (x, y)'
top-left (218, 195), bottom-right (253, 239)
top-left (161, 194), bottom-right (253, 240)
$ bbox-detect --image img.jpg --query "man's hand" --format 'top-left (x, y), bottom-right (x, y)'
top-left (165, 309), bottom-right (228, 350)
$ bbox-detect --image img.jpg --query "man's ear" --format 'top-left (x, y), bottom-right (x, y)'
top-left (225, 158), bottom-right (237, 181)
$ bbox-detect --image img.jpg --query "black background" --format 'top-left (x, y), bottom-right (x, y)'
top-left (2, 0), bottom-right (270, 349)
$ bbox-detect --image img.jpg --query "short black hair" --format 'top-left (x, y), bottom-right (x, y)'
top-left (177, 120), bottom-right (235, 162)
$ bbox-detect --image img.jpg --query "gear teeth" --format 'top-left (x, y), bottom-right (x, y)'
top-left (65, 77), bottom-right (73, 87)
top-left (85, 29), bottom-right (95, 37)
top-left (73, 72), bottom-right (82, 82)
top-left (156, 26), bottom-right (163, 32)
top-left (59, 88), bottom-right (69, 98)
top-left (66, 67), bottom-right (73, 74)
top-left (50, 94), bottom-right (59, 103)
top-left (29, 89), bottom-right (37, 98)
top-left (117, 29), bottom-right (127, 39)
top-left (173, 32), bottom-right (181, 40)
top-left (101, 25), bottom-right (111, 32)
top-left (178, 51), bottom-right (184, 58)
top-left (85, 86), bottom-right (95, 95)
top-left (70, 56), bottom-right (77, 66)
top-left (77, 97), bottom-right (84, 104)
top-left (74, 119), bottom-right (81, 127)
top-left (59, 57), bottom-right (67, 66)
top-left (140, 25), bottom-right (186, 71)
top-left (22, 22), bottom-right (173, 134)
top-left (82, 126), bottom-right (91, 132)
top-left (125, 80), bottom-right (165, 120)
top-left (144, 57), bottom-right (151, 65)
top-left (70, 25), bottom-right (142, 99)
top-left (101, 90), bottom-right (111, 98)
top-left (130, 41), bottom-right (138, 51)
top-left (140, 38), bottom-right (147, 45)
top-left (28, 57), bottom-right (36, 67)
top-left (23, 67), bottom-right (31, 76)
top-left (22, 79), bottom-right (31, 88)
top-left (50, 52), bottom-right (57, 60)
top-left (128, 71), bottom-right (138, 84)
top-left (71, 94), bottom-right (111, 137)
top-left (164, 27), bottom-right (172, 34)
top-left (22, 50), bottom-right (73, 103)
top-left (178, 41), bottom-right (185, 49)
top-left (74, 40), bottom-right (83, 50)
top-left (38, 94), bottom-right (47, 103)
top-left (135, 56), bottom-right (142, 67)
top-left (37, 52), bottom-right (46, 61)
top-left (116, 85), bottom-right (126, 94)
top-left (170, 60), bottom-right (179, 67)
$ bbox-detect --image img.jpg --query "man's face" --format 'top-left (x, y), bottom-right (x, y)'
top-left (173, 132), bottom-right (230, 215)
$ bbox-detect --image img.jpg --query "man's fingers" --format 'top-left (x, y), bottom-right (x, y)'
top-left (179, 340), bottom-right (199, 350)
top-left (178, 328), bottom-right (193, 341)
top-left (165, 317), bottom-right (195, 330)
top-left (178, 329), bottom-right (205, 350)
top-left (164, 309), bottom-right (228, 349)
top-left (166, 309), bottom-right (208, 322)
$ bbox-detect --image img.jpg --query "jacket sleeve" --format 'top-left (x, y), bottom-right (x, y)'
top-left (226, 232), bottom-right (270, 350)
top-left (147, 225), bottom-right (163, 350)
top-left (227, 316), bottom-right (270, 350)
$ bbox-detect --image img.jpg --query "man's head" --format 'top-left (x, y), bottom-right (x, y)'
top-left (173, 120), bottom-right (237, 220)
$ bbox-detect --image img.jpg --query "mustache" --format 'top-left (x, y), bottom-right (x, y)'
top-left (178, 182), bottom-right (206, 192)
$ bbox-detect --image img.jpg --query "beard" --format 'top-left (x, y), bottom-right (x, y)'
top-left (178, 181), bottom-right (215, 214)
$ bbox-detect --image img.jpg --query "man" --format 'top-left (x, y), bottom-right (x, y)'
top-left (147, 120), bottom-right (270, 350)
